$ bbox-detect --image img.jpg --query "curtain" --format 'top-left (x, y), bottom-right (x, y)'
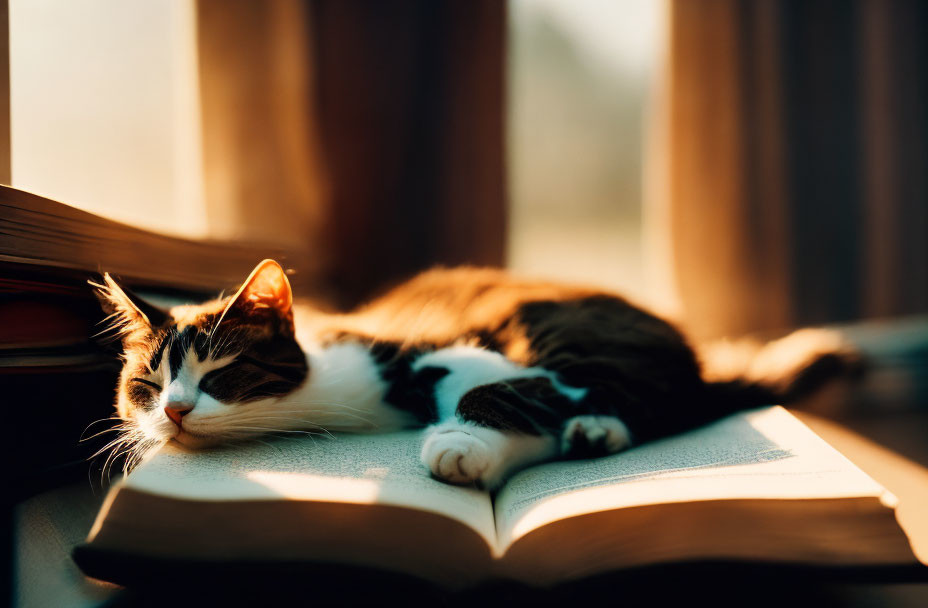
top-left (196, 0), bottom-right (506, 307)
top-left (196, 0), bottom-right (328, 260)
top-left (651, 0), bottom-right (928, 341)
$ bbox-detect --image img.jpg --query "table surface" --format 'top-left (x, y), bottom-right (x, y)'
top-left (14, 410), bottom-right (928, 607)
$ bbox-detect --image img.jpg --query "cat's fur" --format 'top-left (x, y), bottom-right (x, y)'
top-left (93, 260), bottom-right (861, 488)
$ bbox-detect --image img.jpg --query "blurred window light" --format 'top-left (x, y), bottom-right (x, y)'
top-left (9, 0), bottom-right (206, 237)
top-left (507, 0), bottom-right (665, 301)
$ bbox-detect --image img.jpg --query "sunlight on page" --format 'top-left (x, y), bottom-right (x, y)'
top-left (123, 431), bottom-right (497, 548)
top-left (495, 406), bottom-right (891, 548)
top-left (245, 471), bottom-right (383, 503)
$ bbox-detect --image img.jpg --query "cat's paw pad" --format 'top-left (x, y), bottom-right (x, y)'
top-left (421, 429), bottom-right (493, 485)
top-left (561, 415), bottom-right (631, 457)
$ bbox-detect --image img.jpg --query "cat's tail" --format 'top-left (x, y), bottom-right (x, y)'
top-left (698, 327), bottom-right (866, 418)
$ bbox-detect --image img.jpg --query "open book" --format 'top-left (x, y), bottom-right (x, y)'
top-left (75, 407), bottom-right (917, 588)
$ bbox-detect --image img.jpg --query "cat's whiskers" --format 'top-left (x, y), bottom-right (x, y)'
top-left (212, 415), bottom-right (337, 438)
top-left (207, 328), bottom-right (230, 359)
top-left (284, 398), bottom-right (381, 425)
top-left (303, 408), bottom-right (374, 427)
top-left (126, 438), bottom-right (164, 473)
top-left (301, 402), bottom-right (377, 419)
top-left (205, 323), bottom-right (222, 357)
top-left (89, 416), bottom-right (157, 482)
top-left (115, 441), bottom-right (148, 478)
top-left (203, 401), bottom-right (373, 434)
top-left (293, 399), bottom-right (367, 411)
top-left (107, 445), bottom-right (136, 480)
top-left (226, 415), bottom-right (326, 427)
top-left (79, 415), bottom-right (127, 440)
top-left (229, 427), bottom-right (329, 448)
top-left (208, 326), bottom-right (243, 360)
top-left (233, 415), bottom-right (338, 440)
top-left (224, 425), bottom-right (330, 438)
top-left (100, 438), bottom-right (134, 484)
top-left (80, 426), bottom-right (131, 442)
top-left (92, 433), bottom-right (135, 460)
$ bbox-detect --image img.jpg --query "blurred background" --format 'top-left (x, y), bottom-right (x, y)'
top-left (10, 0), bottom-right (928, 338)
top-left (10, 0), bottom-right (928, 343)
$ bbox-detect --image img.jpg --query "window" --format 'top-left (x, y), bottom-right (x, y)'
top-left (10, 0), bottom-right (206, 237)
top-left (507, 0), bottom-right (665, 302)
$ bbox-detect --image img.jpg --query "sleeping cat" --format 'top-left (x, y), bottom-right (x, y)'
top-left (92, 259), bottom-right (860, 488)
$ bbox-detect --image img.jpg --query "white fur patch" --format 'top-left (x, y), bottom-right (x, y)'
top-left (162, 350), bottom-right (237, 411)
top-left (289, 341), bottom-right (415, 432)
top-left (412, 345), bottom-right (587, 420)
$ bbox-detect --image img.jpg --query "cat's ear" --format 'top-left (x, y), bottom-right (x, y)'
top-left (90, 273), bottom-right (170, 342)
top-left (221, 259), bottom-right (293, 322)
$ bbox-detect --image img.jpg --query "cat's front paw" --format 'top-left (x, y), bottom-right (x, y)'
top-left (561, 415), bottom-right (632, 457)
top-left (421, 427), bottom-right (494, 486)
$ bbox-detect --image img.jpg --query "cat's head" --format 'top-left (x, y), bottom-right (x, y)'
top-left (92, 259), bottom-right (308, 457)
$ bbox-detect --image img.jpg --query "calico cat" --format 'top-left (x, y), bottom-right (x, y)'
top-left (92, 259), bottom-right (860, 488)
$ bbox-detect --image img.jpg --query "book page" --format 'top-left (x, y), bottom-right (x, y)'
top-left (123, 430), bottom-right (497, 547)
top-left (494, 406), bottom-right (890, 549)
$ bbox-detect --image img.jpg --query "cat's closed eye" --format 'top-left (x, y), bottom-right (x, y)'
top-left (198, 363), bottom-right (239, 393)
top-left (127, 377), bottom-right (162, 410)
top-left (130, 378), bottom-right (162, 390)
top-left (198, 358), bottom-right (294, 403)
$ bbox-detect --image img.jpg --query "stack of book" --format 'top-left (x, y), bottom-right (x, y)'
top-left (1, 185), bottom-right (298, 496)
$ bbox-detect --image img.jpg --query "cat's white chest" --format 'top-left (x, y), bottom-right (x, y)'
top-left (292, 341), bottom-right (413, 432)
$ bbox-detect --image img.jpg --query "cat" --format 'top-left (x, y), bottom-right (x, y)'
top-left (92, 259), bottom-right (861, 489)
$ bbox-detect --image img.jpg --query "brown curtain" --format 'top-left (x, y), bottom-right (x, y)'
top-left (652, 0), bottom-right (928, 341)
top-left (196, 0), bottom-right (328, 260)
top-left (196, 0), bottom-right (506, 306)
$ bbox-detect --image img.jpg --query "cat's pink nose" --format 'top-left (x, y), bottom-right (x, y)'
top-left (164, 401), bottom-right (194, 426)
